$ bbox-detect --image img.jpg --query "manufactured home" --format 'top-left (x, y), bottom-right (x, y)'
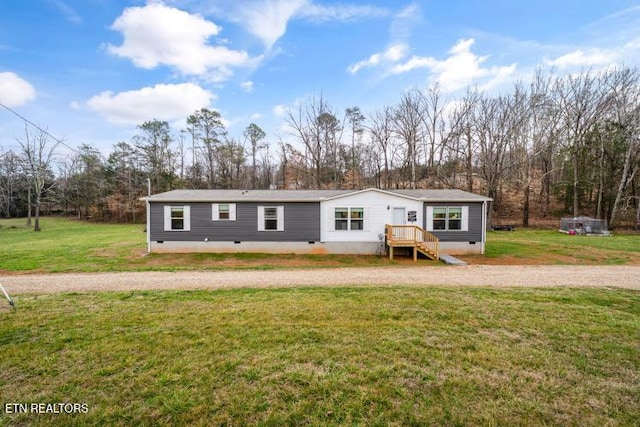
top-left (144, 188), bottom-right (492, 258)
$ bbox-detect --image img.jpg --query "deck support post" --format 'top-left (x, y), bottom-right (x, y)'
top-left (389, 246), bottom-right (394, 260)
top-left (413, 246), bottom-right (417, 261)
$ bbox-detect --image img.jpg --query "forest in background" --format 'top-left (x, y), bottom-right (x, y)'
top-left (1, 67), bottom-right (639, 229)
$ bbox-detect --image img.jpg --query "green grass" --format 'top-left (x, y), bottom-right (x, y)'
top-left (0, 218), bottom-right (145, 273)
top-left (0, 287), bottom-right (638, 425)
top-left (462, 228), bottom-right (640, 265)
top-left (0, 217), bottom-right (400, 273)
top-left (1, 217), bottom-right (639, 273)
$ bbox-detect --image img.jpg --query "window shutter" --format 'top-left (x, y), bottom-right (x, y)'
top-left (183, 205), bottom-right (191, 231)
top-left (164, 205), bottom-right (172, 231)
top-left (257, 206), bottom-right (265, 231)
top-left (363, 207), bottom-right (369, 231)
top-left (461, 206), bottom-right (469, 231)
top-left (425, 206), bottom-right (434, 231)
top-left (277, 206), bottom-right (285, 231)
top-left (212, 204), bottom-right (220, 221)
top-left (229, 203), bottom-right (236, 221)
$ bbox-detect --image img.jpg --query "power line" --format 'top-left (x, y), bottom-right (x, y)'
top-left (0, 101), bottom-right (78, 153)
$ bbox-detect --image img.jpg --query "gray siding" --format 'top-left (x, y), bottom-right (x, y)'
top-left (423, 202), bottom-right (484, 242)
top-left (150, 202), bottom-right (320, 242)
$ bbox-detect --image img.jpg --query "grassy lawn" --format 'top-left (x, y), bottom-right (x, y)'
top-left (1, 217), bottom-right (639, 273)
top-left (0, 218), bottom-right (405, 273)
top-left (0, 287), bottom-right (638, 425)
top-left (460, 228), bottom-right (640, 265)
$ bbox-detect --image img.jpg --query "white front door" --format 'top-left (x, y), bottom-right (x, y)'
top-left (393, 207), bottom-right (406, 225)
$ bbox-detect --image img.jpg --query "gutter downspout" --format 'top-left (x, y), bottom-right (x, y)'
top-left (146, 178), bottom-right (151, 254)
top-left (146, 198), bottom-right (151, 254)
top-left (481, 200), bottom-right (487, 255)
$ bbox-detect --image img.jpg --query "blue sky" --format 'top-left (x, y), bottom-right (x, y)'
top-left (1, 0), bottom-right (640, 155)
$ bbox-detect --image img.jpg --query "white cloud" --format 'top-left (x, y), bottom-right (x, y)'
top-left (348, 43), bottom-right (408, 74)
top-left (47, 0), bottom-right (82, 24)
top-left (241, 80), bottom-right (254, 92)
top-left (220, 0), bottom-right (388, 49)
top-left (107, 2), bottom-right (253, 81)
top-left (250, 112), bottom-right (263, 120)
top-left (545, 41), bottom-right (639, 69)
top-left (235, 0), bottom-right (307, 49)
top-left (390, 38), bottom-right (517, 92)
top-left (272, 104), bottom-right (287, 117)
top-left (390, 3), bottom-right (421, 43)
top-left (86, 83), bottom-right (215, 125)
top-left (298, 3), bottom-right (388, 23)
top-left (0, 72), bottom-right (36, 107)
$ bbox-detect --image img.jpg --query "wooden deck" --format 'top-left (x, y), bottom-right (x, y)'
top-left (385, 224), bottom-right (439, 261)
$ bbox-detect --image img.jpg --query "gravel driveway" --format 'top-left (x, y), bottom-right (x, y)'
top-left (2, 265), bottom-right (639, 295)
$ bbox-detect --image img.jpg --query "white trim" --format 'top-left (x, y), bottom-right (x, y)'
top-left (426, 205), bottom-right (468, 232)
top-left (482, 201), bottom-right (487, 254)
top-left (323, 187), bottom-right (421, 202)
top-left (277, 205), bottom-right (285, 231)
top-left (361, 206), bottom-right (369, 232)
top-left (183, 205), bottom-right (191, 231)
top-left (257, 206), bottom-right (265, 231)
top-left (146, 199), bottom-right (151, 253)
top-left (212, 203), bottom-right (236, 221)
top-left (164, 205), bottom-right (190, 231)
top-left (426, 206), bottom-right (434, 231)
top-left (164, 205), bottom-right (172, 231)
top-left (258, 205), bottom-right (284, 231)
top-left (461, 206), bottom-right (469, 232)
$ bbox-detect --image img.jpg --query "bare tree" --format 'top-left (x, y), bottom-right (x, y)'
top-left (605, 67), bottom-right (640, 227)
top-left (392, 90), bottom-right (424, 189)
top-left (17, 127), bottom-right (61, 231)
top-left (420, 83), bottom-right (446, 179)
top-left (286, 95), bottom-right (342, 189)
top-left (186, 108), bottom-right (226, 188)
top-left (345, 106), bottom-right (365, 188)
top-left (367, 106), bottom-right (395, 189)
top-left (0, 150), bottom-right (23, 218)
top-left (133, 120), bottom-right (175, 193)
top-left (244, 123), bottom-right (266, 189)
top-left (475, 87), bottom-right (530, 220)
top-left (553, 70), bottom-right (609, 216)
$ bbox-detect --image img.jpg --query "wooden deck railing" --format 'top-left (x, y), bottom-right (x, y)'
top-left (385, 224), bottom-right (439, 260)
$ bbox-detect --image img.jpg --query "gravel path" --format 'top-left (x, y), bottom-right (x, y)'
top-left (1, 265), bottom-right (639, 295)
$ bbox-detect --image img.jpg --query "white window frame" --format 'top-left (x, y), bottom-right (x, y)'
top-left (426, 206), bottom-right (468, 232)
top-left (163, 205), bottom-right (191, 231)
top-left (333, 207), bottom-right (365, 231)
top-left (212, 203), bottom-right (236, 221)
top-left (257, 206), bottom-right (284, 231)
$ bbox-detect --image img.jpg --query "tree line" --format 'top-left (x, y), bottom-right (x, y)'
top-left (1, 67), bottom-right (639, 229)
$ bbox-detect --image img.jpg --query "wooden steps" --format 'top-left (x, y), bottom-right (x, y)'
top-left (385, 224), bottom-right (439, 261)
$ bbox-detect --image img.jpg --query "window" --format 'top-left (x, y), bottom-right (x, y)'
top-left (427, 206), bottom-right (467, 232)
top-left (264, 207), bottom-right (278, 230)
top-left (171, 207), bottom-right (184, 230)
top-left (334, 207), bottom-right (365, 231)
top-left (163, 205), bottom-right (191, 231)
top-left (219, 204), bottom-right (230, 220)
top-left (433, 207), bottom-right (447, 230)
top-left (335, 207), bottom-right (348, 230)
top-left (212, 203), bottom-right (236, 221)
top-left (258, 206), bottom-right (284, 231)
top-left (448, 207), bottom-right (462, 230)
top-left (350, 208), bottom-right (364, 230)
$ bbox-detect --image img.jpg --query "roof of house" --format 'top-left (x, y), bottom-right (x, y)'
top-left (145, 188), bottom-right (492, 203)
